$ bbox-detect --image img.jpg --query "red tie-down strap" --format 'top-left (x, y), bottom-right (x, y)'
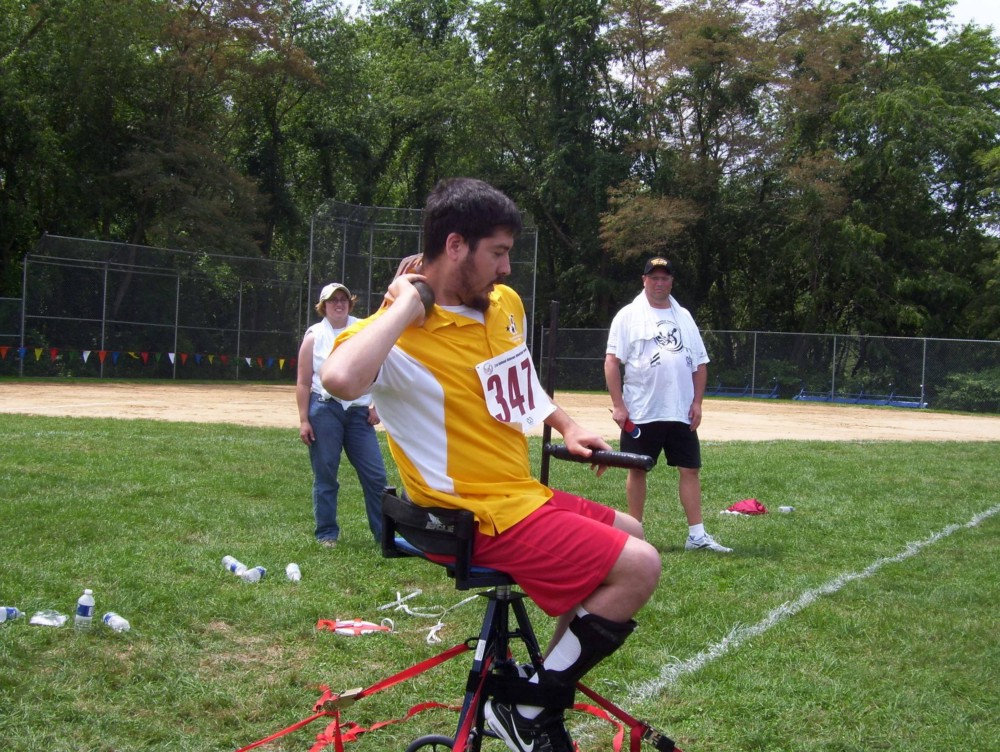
top-left (308, 700), bottom-right (461, 752)
top-left (576, 682), bottom-right (682, 752)
top-left (236, 645), bottom-right (681, 752)
top-left (447, 654), bottom-right (493, 752)
top-left (233, 642), bottom-right (471, 752)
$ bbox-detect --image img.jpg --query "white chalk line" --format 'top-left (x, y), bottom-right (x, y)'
top-left (631, 502), bottom-right (1000, 701)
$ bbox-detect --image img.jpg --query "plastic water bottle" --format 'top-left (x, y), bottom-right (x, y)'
top-left (238, 566), bottom-right (266, 583)
top-left (222, 555), bottom-right (247, 575)
top-left (623, 418), bottom-right (642, 439)
top-left (74, 589), bottom-right (95, 631)
top-left (285, 563), bottom-right (301, 582)
top-left (1, 606), bottom-right (24, 623)
top-left (102, 612), bottom-right (131, 633)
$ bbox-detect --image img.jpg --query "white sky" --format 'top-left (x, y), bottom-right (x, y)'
top-left (947, 0), bottom-right (1000, 30)
top-left (342, 1), bottom-right (1000, 35)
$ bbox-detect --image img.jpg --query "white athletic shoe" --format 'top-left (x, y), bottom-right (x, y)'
top-left (685, 533), bottom-right (733, 552)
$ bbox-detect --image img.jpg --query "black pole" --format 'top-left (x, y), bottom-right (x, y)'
top-left (539, 300), bottom-right (560, 486)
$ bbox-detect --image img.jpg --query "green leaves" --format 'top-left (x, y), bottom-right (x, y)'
top-left (2, 0), bottom-right (997, 338)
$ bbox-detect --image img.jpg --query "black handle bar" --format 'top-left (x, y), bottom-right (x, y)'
top-left (543, 443), bottom-right (654, 472)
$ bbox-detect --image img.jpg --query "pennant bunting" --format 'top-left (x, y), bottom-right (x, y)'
top-left (3, 344), bottom-right (300, 374)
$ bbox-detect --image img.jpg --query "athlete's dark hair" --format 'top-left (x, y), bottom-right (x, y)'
top-left (422, 178), bottom-right (522, 261)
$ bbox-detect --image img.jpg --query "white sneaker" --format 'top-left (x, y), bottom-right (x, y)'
top-left (685, 533), bottom-right (732, 552)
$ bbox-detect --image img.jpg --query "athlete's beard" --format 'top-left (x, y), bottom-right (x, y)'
top-left (458, 255), bottom-right (504, 312)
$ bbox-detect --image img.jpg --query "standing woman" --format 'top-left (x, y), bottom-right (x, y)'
top-left (296, 283), bottom-right (387, 547)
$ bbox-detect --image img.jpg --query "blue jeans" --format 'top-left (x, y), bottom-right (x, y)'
top-left (308, 393), bottom-right (387, 543)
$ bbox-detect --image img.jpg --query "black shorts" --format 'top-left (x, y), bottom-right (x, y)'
top-left (620, 420), bottom-right (701, 470)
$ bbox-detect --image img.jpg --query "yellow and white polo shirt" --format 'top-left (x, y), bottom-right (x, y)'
top-left (339, 284), bottom-right (552, 535)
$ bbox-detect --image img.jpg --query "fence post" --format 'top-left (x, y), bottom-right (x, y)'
top-left (19, 257), bottom-right (27, 377)
top-left (751, 331), bottom-right (758, 393)
top-left (236, 280), bottom-right (244, 381)
top-left (539, 300), bottom-right (560, 487)
top-left (921, 337), bottom-right (927, 406)
top-left (100, 261), bottom-right (109, 379)
top-left (307, 215), bottom-right (315, 303)
top-left (831, 335), bottom-right (837, 397)
top-left (173, 272), bottom-right (180, 380)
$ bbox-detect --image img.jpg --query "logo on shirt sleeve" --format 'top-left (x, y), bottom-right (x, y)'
top-left (506, 314), bottom-right (518, 337)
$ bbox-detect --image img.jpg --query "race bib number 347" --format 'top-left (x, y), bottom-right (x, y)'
top-left (476, 344), bottom-right (555, 431)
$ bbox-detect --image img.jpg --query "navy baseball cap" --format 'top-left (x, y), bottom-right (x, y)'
top-left (643, 257), bottom-right (674, 275)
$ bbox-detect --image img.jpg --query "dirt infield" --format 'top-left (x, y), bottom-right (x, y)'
top-left (3, 381), bottom-right (1000, 441)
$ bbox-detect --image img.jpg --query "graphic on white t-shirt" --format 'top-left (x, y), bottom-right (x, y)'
top-left (650, 308), bottom-right (682, 364)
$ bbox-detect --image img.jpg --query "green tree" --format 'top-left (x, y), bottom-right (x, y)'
top-left (828, 0), bottom-right (1000, 336)
top-left (349, 0), bottom-right (488, 207)
top-left (602, 0), bottom-right (777, 328)
top-left (474, 0), bottom-right (634, 326)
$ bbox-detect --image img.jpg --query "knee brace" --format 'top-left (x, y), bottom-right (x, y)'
top-left (541, 613), bottom-right (637, 686)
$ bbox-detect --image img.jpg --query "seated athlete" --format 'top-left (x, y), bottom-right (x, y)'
top-left (321, 177), bottom-right (661, 752)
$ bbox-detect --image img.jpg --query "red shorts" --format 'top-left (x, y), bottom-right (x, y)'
top-left (469, 490), bottom-right (628, 616)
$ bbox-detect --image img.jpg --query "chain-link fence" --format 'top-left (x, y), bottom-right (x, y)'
top-left (541, 328), bottom-right (1000, 413)
top-left (309, 200), bottom-right (539, 329)
top-left (5, 227), bottom-right (997, 412)
top-left (2, 203), bottom-right (539, 380)
top-left (5, 235), bottom-right (309, 379)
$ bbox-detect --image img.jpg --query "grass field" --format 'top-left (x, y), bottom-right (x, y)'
top-left (1, 413), bottom-right (997, 752)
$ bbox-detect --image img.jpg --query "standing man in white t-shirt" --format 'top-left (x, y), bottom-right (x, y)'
top-left (604, 257), bottom-right (731, 552)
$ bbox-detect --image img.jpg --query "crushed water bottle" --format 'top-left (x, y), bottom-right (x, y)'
top-left (222, 555), bottom-right (247, 575)
top-left (1, 606), bottom-right (25, 623)
top-left (102, 612), bottom-right (131, 633)
top-left (74, 589), bottom-right (95, 631)
top-left (285, 563), bottom-right (301, 582)
top-left (238, 566), bottom-right (266, 583)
